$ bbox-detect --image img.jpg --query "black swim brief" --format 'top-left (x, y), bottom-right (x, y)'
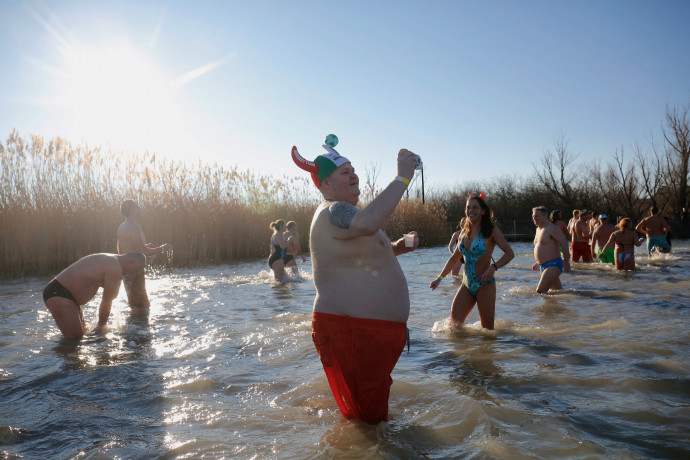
top-left (43, 278), bottom-right (78, 304)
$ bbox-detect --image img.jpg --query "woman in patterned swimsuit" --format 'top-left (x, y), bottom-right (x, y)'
top-left (430, 195), bottom-right (515, 330)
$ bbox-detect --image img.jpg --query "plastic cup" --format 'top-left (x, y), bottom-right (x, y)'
top-left (404, 233), bottom-right (415, 247)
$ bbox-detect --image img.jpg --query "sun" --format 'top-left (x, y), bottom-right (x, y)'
top-left (25, 4), bottom-right (233, 161)
top-left (52, 39), bottom-right (185, 155)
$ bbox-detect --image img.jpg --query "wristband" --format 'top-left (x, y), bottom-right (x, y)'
top-left (395, 176), bottom-right (410, 186)
top-left (436, 274), bottom-right (445, 281)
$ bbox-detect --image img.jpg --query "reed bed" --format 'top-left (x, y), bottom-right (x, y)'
top-left (0, 131), bottom-right (448, 277)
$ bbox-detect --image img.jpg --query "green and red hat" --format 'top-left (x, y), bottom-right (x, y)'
top-left (291, 134), bottom-right (350, 188)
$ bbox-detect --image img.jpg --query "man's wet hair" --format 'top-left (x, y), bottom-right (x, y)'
top-left (121, 200), bottom-right (139, 217)
top-left (651, 206), bottom-right (659, 214)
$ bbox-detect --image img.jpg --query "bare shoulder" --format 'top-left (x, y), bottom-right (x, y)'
top-left (538, 222), bottom-right (554, 237)
top-left (323, 201), bottom-right (359, 230)
top-left (551, 222), bottom-right (566, 239)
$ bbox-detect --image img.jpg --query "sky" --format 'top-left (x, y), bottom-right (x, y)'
top-left (1, 0), bottom-right (689, 190)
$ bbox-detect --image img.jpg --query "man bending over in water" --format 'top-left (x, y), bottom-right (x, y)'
top-left (117, 200), bottom-right (172, 314)
top-left (43, 253), bottom-right (145, 340)
top-left (292, 140), bottom-right (419, 424)
top-left (532, 206), bottom-right (571, 293)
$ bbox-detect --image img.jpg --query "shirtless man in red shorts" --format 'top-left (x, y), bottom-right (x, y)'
top-left (571, 209), bottom-right (593, 262)
top-left (292, 139), bottom-right (419, 424)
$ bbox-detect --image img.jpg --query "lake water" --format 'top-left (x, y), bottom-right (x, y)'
top-left (1, 241), bottom-right (689, 459)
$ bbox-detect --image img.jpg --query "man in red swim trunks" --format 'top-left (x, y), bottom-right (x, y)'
top-left (571, 209), bottom-right (593, 262)
top-left (292, 139), bottom-right (419, 424)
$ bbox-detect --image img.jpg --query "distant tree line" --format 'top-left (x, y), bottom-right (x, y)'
top-left (429, 104), bottom-right (689, 237)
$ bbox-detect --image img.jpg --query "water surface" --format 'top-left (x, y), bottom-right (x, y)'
top-left (1, 242), bottom-right (689, 459)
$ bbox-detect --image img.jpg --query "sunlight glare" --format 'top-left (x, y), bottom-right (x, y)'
top-left (56, 41), bottom-right (184, 154)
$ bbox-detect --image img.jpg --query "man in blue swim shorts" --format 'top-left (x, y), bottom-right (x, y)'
top-left (532, 206), bottom-right (571, 293)
top-left (635, 206), bottom-right (671, 257)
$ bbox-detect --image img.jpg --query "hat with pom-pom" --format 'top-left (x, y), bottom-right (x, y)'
top-left (291, 134), bottom-right (350, 188)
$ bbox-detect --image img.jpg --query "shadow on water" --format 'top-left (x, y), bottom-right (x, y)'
top-left (567, 411), bottom-right (690, 460)
top-left (424, 330), bottom-right (504, 403)
top-left (449, 329), bottom-right (690, 458)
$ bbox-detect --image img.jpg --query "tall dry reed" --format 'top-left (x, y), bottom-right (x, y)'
top-left (0, 130), bottom-right (448, 277)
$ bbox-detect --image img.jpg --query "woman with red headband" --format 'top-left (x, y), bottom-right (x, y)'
top-left (430, 193), bottom-right (514, 330)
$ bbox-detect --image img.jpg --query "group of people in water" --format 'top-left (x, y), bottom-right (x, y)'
top-left (431, 203), bottom-right (675, 329)
top-left (550, 206), bottom-right (672, 270)
top-left (267, 220), bottom-right (306, 281)
top-left (40, 135), bottom-right (678, 427)
top-left (429, 203), bottom-right (671, 336)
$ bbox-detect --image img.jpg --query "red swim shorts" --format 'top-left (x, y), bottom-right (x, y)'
top-left (312, 311), bottom-right (407, 424)
top-left (571, 241), bottom-right (593, 262)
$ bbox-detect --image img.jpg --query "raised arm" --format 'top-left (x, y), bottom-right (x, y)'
top-left (331, 150), bottom-right (417, 238)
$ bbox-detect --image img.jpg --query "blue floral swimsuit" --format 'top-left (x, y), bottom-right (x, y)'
top-left (458, 235), bottom-right (495, 296)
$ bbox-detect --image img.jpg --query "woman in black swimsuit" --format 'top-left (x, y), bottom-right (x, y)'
top-left (268, 219), bottom-right (288, 281)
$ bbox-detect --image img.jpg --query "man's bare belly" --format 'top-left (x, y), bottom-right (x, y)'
top-left (313, 268), bottom-right (410, 323)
